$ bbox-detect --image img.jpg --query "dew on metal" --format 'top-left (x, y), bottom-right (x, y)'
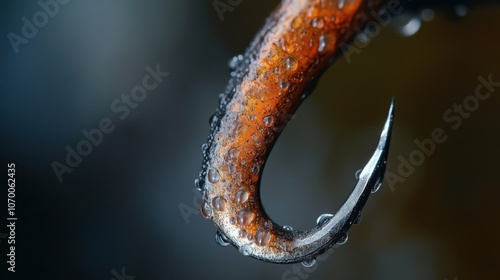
top-left (215, 231), bottom-right (230, 247)
top-left (226, 148), bottom-right (239, 161)
top-left (354, 213), bottom-right (362, 224)
top-left (355, 169), bottom-right (362, 179)
top-left (371, 177), bottom-right (382, 193)
top-left (264, 220), bottom-right (273, 229)
top-left (235, 188), bottom-right (249, 204)
top-left (283, 225), bottom-right (293, 231)
top-left (252, 164), bottom-right (260, 174)
top-left (337, 233), bottom-right (348, 245)
top-left (237, 209), bottom-right (255, 225)
top-left (316, 213), bottom-right (334, 227)
top-left (228, 54), bottom-right (243, 71)
top-left (318, 35), bottom-right (326, 52)
top-left (200, 202), bottom-right (212, 219)
top-left (263, 116), bottom-right (274, 127)
top-left (255, 229), bottom-right (272, 246)
top-left (207, 168), bottom-right (220, 183)
top-left (212, 196), bottom-right (227, 211)
top-left (280, 80), bottom-right (289, 90)
top-left (312, 17), bottom-right (324, 28)
top-left (194, 178), bottom-right (202, 191)
top-left (284, 56), bottom-right (298, 72)
top-left (227, 163), bottom-right (236, 174)
top-left (239, 244), bottom-right (253, 256)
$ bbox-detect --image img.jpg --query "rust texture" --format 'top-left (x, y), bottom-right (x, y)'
top-left (197, 0), bottom-right (388, 263)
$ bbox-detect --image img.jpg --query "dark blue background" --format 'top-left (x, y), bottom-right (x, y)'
top-left (1, 1), bottom-right (499, 279)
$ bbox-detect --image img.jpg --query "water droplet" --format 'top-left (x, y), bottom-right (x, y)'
top-left (251, 164), bottom-right (260, 174)
top-left (312, 17), bottom-right (324, 28)
top-left (227, 148), bottom-right (239, 160)
top-left (279, 80), bottom-right (289, 90)
top-left (284, 56), bottom-right (298, 72)
top-left (355, 169), bottom-right (362, 179)
top-left (208, 168), bottom-right (220, 183)
top-left (281, 240), bottom-right (290, 252)
top-left (209, 114), bottom-right (218, 125)
top-left (294, 73), bottom-right (304, 83)
top-left (228, 54), bottom-right (243, 70)
top-left (318, 35), bottom-right (326, 52)
top-left (291, 16), bottom-right (304, 29)
top-left (264, 220), bottom-right (273, 229)
top-left (251, 133), bottom-right (259, 144)
top-left (215, 231), bottom-right (230, 247)
top-left (420, 9), bottom-right (434, 22)
top-left (283, 225), bottom-right (293, 231)
top-left (203, 183), bottom-right (212, 192)
top-left (371, 178), bottom-right (382, 193)
top-left (455, 4), bottom-right (468, 17)
top-left (316, 213), bottom-right (333, 227)
top-left (337, 0), bottom-right (344, 9)
top-left (226, 163), bottom-right (235, 174)
top-left (301, 259), bottom-right (317, 268)
top-left (238, 209), bottom-right (255, 225)
top-left (212, 196), bottom-right (227, 211)
top-left (255, 230), bottom-right (271, 246)
top-left (200, 143), bottom-right (208, 152)
top-left (354, 213), bottom-right (362, 224)
top-left (337, 233), bottom-right (348, 245)
top-left (239, 229), bottom-right (247, 238)
top-left (218, 92), bottom-right (225, 102)
top-left (392, 14), bottom-right (421, 37)
top-left (235, 188), bottom-right (249, 204)
top-left (200, 202), bottom-right (212, 219)
top-left (307, 5), bottom-right (319, 17)
top-left (194, 178), bottom-right (202, 191)
top-left (274, 67), bottom-right (280, 74)
top-left (239, 244), bottom-right (253, 256)
top-left (229, 217), bottom-right (237, 225)
top-left (263, 116), bottom-right (274, 127)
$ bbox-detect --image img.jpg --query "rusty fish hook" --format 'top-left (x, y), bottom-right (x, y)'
top-left (196, 0), bottom-right (394, 264)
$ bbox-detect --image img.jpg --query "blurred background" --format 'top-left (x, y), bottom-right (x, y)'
top-left (1, 0), bottom-right (499, 279)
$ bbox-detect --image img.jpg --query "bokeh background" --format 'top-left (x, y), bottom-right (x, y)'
top-left (1, 0), bottom-right (499, 279)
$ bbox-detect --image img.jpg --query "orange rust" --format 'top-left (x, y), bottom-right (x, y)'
top-left (198, 0), bottom-right (387, 263)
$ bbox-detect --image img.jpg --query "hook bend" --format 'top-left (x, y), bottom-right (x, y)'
top-left (196, 0), bottom-right (394, 264)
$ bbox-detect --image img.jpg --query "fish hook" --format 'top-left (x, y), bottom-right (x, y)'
top-left (196, 0), bottom-right (394, 264)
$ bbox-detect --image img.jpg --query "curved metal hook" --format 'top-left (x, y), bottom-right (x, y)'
top-left (196, 0), bottom-right (393, 264)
